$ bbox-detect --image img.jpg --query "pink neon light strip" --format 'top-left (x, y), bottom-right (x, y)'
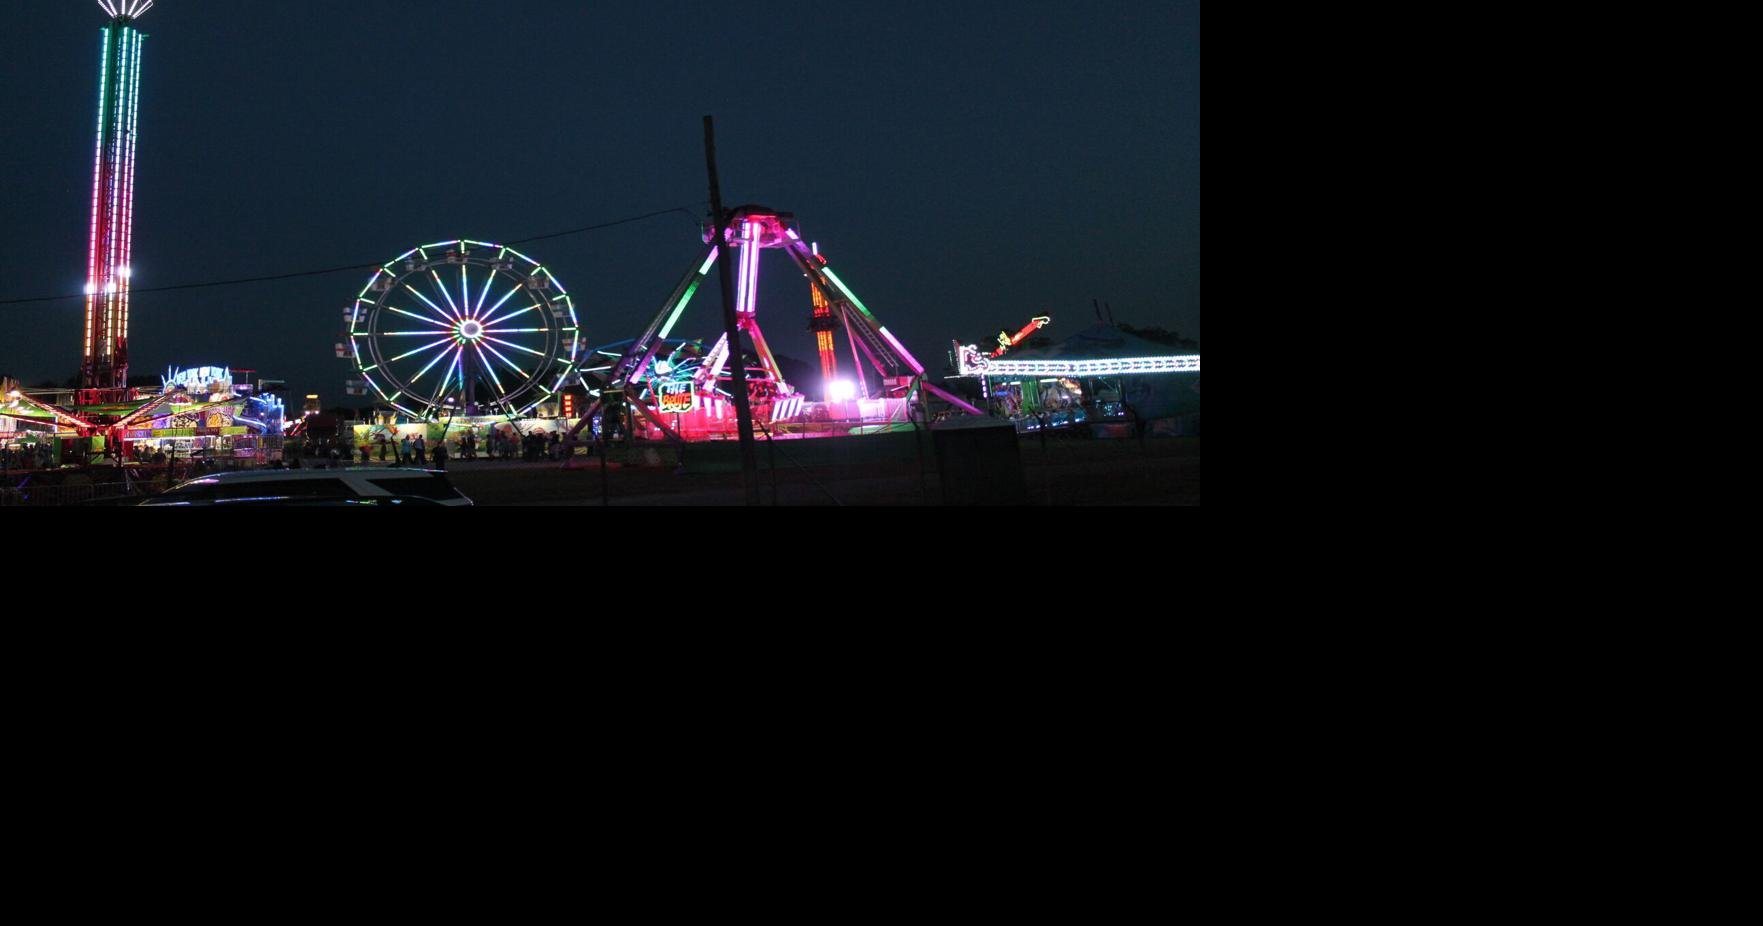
top-left (120, 29), bottom-right (142, 374)
top-left (878, 327), bottom-right (925, 375)
top-left (743, 222), bottom-right (760, 315)
top-left (85, 28), bottom-right (108, 368)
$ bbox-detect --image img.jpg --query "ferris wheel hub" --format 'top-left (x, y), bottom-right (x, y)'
top-left (458, 320), bottom-right (484, 340)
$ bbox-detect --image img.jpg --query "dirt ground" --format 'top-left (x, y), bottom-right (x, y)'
top-left (441, 434), bottom-right (1200, 506)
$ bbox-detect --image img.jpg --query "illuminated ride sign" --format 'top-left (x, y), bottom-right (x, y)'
top-left (658, 381), bottom-right (694, 414)
top-left (161, 365), bottom-right (236, 396)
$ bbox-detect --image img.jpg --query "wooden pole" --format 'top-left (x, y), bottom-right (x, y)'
top-left (704, 115), bottom-right (760, 504)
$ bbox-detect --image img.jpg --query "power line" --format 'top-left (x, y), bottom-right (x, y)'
top-left (0, 205), bottom-right (705, 307)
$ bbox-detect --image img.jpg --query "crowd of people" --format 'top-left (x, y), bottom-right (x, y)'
top-left (1, 444), bottom-right (55, 471)
top-left (7, 416), bottom-right (622, 475)
top-left (283, 426), bottom-right (599, 471)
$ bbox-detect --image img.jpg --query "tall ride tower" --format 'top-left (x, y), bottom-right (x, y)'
top-left (80, 1), bottom-right (153, 401)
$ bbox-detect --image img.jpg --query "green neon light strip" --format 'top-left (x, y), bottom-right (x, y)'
top-left (362, 364), bottom-right (379, 372)
top-left (658, 279), bottom-right (701, 340)
top-left (820, 267), bottom-right (876, 319)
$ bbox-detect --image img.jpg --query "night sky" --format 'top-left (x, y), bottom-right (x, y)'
top-left (1, 0), bottom-right (1199, 406)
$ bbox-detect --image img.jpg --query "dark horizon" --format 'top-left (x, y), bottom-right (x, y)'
top-left (1, 0), bottom-right (1200, 407)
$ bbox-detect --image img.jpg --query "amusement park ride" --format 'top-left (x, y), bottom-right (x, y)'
top-left (80, 0), bottom-right (153, 406)
top-left (11, 2), bottom-right (1071, 468)
top-left (562, 206), bottom-right (984, 443)
top-left (1, 3), bottom-right (286, 463)
top-left (345, 239), bottom-right (582, 421)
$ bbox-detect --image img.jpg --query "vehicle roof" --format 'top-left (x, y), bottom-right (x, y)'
top-left (176, 468), bottom-right (446, 483)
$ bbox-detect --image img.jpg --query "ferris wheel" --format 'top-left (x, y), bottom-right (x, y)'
top-left (348, 239), bottom-right (581, 420)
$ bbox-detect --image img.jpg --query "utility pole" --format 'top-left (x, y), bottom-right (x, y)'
top-left (703, 115), bottom-right (760, 504)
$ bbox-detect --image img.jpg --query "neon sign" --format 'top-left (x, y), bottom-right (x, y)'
top-left (658, 381), bottom-right (693, 414)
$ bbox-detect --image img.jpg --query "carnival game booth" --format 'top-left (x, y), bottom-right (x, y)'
top-left (952, 323), bottom-right (1201, 436)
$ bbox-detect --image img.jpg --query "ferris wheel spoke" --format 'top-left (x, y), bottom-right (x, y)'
top-left (472, 343), bottom-right (508, 396)
top-left (480, 282), bottom-right (525, 322)
top-left (428, 346), bottom-right (463, 409)
top-left (478, 301), bottom-right (538, 330)
top-left (460, 264), bottom-right (473, 322)
top-left (477, 340), bottom-right (531, 380)
top-left (472, 265), bottom-right (498, 318)
top-left (387, 335), bottom-right (457, 364)
top-left (483, 328), bottom-right (546, 334)
top-left (384, 305), bottom-right (452, 327)
top-left (406, 340), bottom-right (455, 384)
top-left (483, 335), bottom-right (547, 357)
top-left (403, 284), bottom-right (455, 323)
top-left (429, 269), bottom-right (463, 317)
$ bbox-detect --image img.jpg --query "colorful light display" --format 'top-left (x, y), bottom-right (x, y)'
top-left (81, 0), bottom-right (152, 396)
top-left (584, 207), bottom-right (985, 441)
top-left (347, 239), bottom-right (581, 421)
top-left (955, 352), bottom-right (1201, 378)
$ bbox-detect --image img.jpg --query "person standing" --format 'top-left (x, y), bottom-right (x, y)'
top-left (399, 434), bottom-right (412, 466)
top-left (414, 434), bottom-right (427, 466)
top-left (602, 404), bottom-right (623, 443)
top-left (432, 440), bottom-right (448, 470)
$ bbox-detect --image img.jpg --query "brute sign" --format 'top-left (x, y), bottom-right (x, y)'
top-left (658, 381), bottom-right (693, 414)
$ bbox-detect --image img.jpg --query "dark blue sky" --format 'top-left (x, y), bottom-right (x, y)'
top-left (1, 0), bottom-right (1199, 405)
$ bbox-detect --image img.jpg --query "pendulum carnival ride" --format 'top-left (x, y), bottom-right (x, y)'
top-left (346, 239), bottom-right (582, 421)
top-left (570, 206), bottom-right (984, 443)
